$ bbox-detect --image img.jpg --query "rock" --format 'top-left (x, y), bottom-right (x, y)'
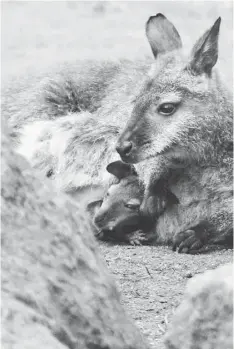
top-left (1, 123), bottom-right (149, 349)
top-left (164, 263), bottom-right (233, 349)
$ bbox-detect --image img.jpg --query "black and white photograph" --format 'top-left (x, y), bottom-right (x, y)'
top-left (1, 1), bottom-right (233, 348)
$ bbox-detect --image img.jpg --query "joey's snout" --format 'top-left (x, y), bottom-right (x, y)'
top-left (94, 213), bottom-right (106, 227)
top-left (94, 210), bottom-right (114, 231)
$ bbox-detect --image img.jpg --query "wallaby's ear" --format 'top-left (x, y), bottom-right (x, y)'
top-left (188, 17), bottom-right (221, 76)
top-left (146, 13), bottom-right (182, 58)
top-left (106, 161), bottom-right (137, 180)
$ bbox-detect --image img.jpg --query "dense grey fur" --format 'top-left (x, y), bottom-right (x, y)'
top-left (117, 15), bottom-right (233, 250)
top-left (4, 15), bottom-right (233, 250)
top-left (9, 59), bottom-right (151, 189)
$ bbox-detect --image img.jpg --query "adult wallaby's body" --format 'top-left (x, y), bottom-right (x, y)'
top-left (117, 15), bottom-right (233, 252)
top-left (6, 15), bottom-right (232, 252)
top-left (7, 60), bottom-right (151, 190)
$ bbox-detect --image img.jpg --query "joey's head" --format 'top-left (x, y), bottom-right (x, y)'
top-left (88, 161), bottom-right (144, 241)
top-left (117, 14), bottom-right (224, 164)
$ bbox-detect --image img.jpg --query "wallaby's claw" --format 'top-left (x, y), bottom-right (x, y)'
top-left (173, 229), bottom-right (204, 254)
top-left (129, 239), bottom-right (141, 246)
top-left (127, 230), bottom-right (148, 246)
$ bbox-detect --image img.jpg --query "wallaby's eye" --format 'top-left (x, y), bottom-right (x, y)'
top-left (158, 103), bottom-right (176, 116)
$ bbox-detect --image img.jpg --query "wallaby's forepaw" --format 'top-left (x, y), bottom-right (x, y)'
top-left (141, 185), bottom-right (179, 220)
top-left (127, 230), bottom-right (148, 246)
top-left (140, 195), bottom-right (167, 219)
top-left (172, 229), bottom-right (204, 254)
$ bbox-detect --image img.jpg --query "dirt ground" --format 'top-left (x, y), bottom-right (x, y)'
top-left (2, 1), bottom-right (233, 349)
top-left (99, 243), bottom-right (232, 348)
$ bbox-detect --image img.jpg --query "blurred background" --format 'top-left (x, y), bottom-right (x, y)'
top-left (1, 1), bottom-right (233, 87)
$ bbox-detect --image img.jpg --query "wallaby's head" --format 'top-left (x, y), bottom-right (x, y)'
top-left (88, 161), bottom-right (144, 241)
top-left (116, 14), bottom-right (224, 165)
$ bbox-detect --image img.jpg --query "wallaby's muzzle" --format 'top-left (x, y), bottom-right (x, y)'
top-left (116, 138), bottom-right (142, 164)
top-left (116, 104), bottom-right (146, 163)
top-left (116, 129), bottom-right (140, 163)
top-left (116, 141), bottom-right (133, 158)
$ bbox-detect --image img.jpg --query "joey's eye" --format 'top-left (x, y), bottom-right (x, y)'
top-left (158, 103), bottom-right (177, 116)
top-left (125, 198), bottom-right (141, 210)
top-left (124, 203), bottom-right (140, 210)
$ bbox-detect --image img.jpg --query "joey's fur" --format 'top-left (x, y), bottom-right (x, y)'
top-left (88, 161), bottom-right (148, 245)
top-left (117, 15), bottom-right (233, 252)
top-left (5, 14), bottom-right (233, 252)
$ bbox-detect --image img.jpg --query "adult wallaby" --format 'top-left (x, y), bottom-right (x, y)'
top-left (8, 14), bottom-right (232, 252)
top-left (9, 17), bottom-right (174, 193)
top-left (116, 14), bottom-right (233, 253)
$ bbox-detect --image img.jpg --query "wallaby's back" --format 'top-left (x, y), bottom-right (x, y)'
top-left (12, 58), bottom-right (151, 190)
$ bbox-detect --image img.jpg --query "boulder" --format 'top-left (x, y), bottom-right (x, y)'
top-left (164, 263), bottom-right (233, 349)
top-left (1, 123), bottom-right (149, 349)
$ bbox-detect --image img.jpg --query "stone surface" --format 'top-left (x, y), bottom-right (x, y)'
top-left (1, 124), bottom-right (149, 349)
top-left (164, 263), bottom-right (233, 349)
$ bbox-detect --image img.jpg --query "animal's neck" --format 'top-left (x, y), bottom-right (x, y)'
top-left (188, 71), bottom-right (233, 167)
top-left (210, 71), bottom-right (232, 159)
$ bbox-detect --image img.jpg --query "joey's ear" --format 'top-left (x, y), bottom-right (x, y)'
top-left (87, 200), bottom-right (103, 217)
top-left (146, 13), bottom-right (182, 58)
top-left (188, 17), bottom-right (221, 76)
top-left (106, 161), bottom-right (137, 180)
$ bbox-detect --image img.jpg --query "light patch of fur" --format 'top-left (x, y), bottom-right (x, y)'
top-left (17, 120), bottom-right (52, 163)
top-left (17, 112), bottom-right (120, 191)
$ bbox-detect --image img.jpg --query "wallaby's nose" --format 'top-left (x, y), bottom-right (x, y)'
top-left (116, 141), bottom-right (133, 157)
